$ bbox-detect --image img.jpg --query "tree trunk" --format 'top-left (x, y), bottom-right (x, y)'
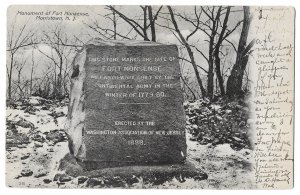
top-left (30, 51), bottom-right (35, 95)
top-left (148, 6), bottom-right (156, 42)
top-left (180, 75), bottom-right (196, 100)
top-left (17, 69), bottom-right (22, 98)
top-left (8, 54), bottom-right (14, 101)
top-left (58, 56), bottom-right (63, 99)
top-left (53, 51), bottom-right (64, 100)
top-left (226, 6), bottom-right (253, 98)
top-left (53, 65), bottom-right (57, 99)
top-left (112, 7), bottom-right (117, 40)
top-left (142, 6), bottom-right (149, 41)
top-left (206, 7), bottom-right (222, 99)
top-left (207, 33), bottom-right (215, 99)
top-left (214, 52), bottom-right (225, 95)
top-left (214, 7), bottom-right (231, 96)
top-left (30, 66), bottom-right (34, 95)
top-left (207, 54), bottom-right (214, 99)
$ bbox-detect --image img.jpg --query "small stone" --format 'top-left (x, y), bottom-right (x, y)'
top-left (57, 182), bottom-right (65, 186)
top-left (212, 138), bottom-right (220, 145)
top-left (199, 140), bottom-right (208, 145)
top-left (34, 142), bottom-right (43, 148)
top-left (7, 147), bottom-right (16, 152)
top-left (53, 173), bottom-right (61, 181)
top-left (17, 144), bottom-right (27, 149)
top-left (126, 176), bottom-right (139, 185)
top-left (32, 134), bottom-right (45, 142)
top-left (86, 178), bottom-right (104, 187)
top-left (34, 170), bottom-right (48, 178)
top-left (189, 137), bottom-right (197, 141)
top-left (21, 154), bottom-right (30, 160)
top-left (226, 110), bottom-right (232, 114)
top-left (78, 177), bottom-right (88, 185)
top-left (59, 174), bottom-right (73, 182)
top-left (216, 115), bottom-right (223, 121)
top-left (43, 179), bottom-right (52, 184)
top-left (14, 175), bottom-right (22, 179)
top-left (41, 106), bottom-right (48, 110)
top-left (194, 172), bottom-right (208, 181)
top-left (21, 169), bottom-right (33, 177)
top-left (54, 173), bottom-right (73, 183)
top-left (45, 130), bottom-right (67, 145)
top-left (16, 118), bottom-right (34, 129)
top-left (233, 137), bottom-right (242, 142)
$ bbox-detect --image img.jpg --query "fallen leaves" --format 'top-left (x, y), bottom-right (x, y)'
top-left (185, 97), bottom-right (252, 151)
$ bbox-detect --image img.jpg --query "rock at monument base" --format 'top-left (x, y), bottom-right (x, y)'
top-left (81, 162), bottom-right (208, 184)
top-left (58, 153), bottom-right (84, 177)
top-left (57, 153), bottom-right (208, 187)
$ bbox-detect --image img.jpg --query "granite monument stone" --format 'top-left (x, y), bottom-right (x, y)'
top-left (65, 39), bottom-right (186, 168)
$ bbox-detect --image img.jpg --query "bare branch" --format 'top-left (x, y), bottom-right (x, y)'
top-left (224, 38), bottom-right (237, 53)
top-left (178, 57), bottom-right (208, 73)
top-left (106, 5), bottom-right (147, 39)
top-left (190, 45), bottom-right (209, 63)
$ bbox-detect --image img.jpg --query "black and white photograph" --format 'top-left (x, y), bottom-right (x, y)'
top-left (5, 4), bottom-right (294, 189)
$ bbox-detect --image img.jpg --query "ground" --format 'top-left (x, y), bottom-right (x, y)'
top-left (6, 96), bottom-right (255, 189)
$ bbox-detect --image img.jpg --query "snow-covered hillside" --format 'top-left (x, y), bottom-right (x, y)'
top-left (6, 96), bottom-right (255, 189)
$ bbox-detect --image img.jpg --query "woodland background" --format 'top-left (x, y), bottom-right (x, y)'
top-left (7, 5), bottom-right (254, 102)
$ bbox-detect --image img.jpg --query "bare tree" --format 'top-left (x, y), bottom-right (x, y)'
top-left (213, 6), bottom-right (231, 96)
top-left (29, 49), bottom-right (37, 96)
top-left (84, 6), bottom-right (133, 41)
top-left (32, 64), bottom-right (52, 98)
top-left (106, 5), bottom-right (163, 41)
top-left (15, 56), bottom-right (27, 98)
top-left (38, 25), bottom-right (76, 99)
top-left (202, 6), bottom-right (222, 99)
top-left (178, 49), bottom-right (197, 100)
top-left (167, 6), bottom-right (207, 97)
top-left (226, 6), bottom-right (254, 98)
top-left (111, 5), bottom-right (117, 40)
top-left (196, 6), bottom-right (243, 98)
top-left (165, 6), bottom-right (243, 99)
top-left (7, 19), bottom-right (35, 101)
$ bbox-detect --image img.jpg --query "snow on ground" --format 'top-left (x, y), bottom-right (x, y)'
top-left (185, 133), bottom-right (255, 189)
top-left (6, 97), bottom-right (255, 189)
top-left (6, 102), bottom-right (68, 134)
